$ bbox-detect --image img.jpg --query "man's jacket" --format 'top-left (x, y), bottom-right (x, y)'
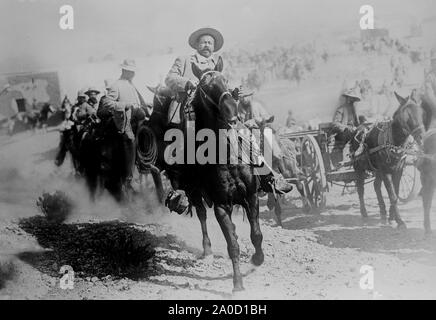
top-left (165, 53), bottom-right (222, 94)
top-left (333, 103), bottom-right (359, 128)
top-left (97, 78), bottom-right (152, 139)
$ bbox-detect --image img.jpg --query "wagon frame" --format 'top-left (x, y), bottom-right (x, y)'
top-left (278, 122), bottom-right (420, 212)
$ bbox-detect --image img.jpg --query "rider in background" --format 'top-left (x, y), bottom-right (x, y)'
top-left (84, 86), bottom-right (101, 109)
top-left (71, 89), bottom-right (96, 127)
top-left (236, 88), bottom-right (297, 188)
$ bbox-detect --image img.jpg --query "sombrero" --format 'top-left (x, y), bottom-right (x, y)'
top-left (120, 58), bottom-right (137, 72)
top-left (85, 86), bottom-right (101, 96)
top-left (77, 89), bottom-right (87, 98)
top-left (188, 27), bottom-right (224, 52)
top-left (342, 87), bottom-right (361, 101)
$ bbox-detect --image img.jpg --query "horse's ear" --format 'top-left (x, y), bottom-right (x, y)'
top-left (394, 91), bottom-right (407, 105)
top-left (191, 63), bottom-right (203, 80)
top-left (215, 56), bottom-right (224, 72)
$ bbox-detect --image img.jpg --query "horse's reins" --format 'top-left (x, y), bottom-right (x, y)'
top-left (198, 71), bottom-right (232, 113)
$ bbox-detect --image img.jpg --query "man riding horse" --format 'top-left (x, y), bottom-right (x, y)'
top-left (97, 59), bottom-right (153, 194)
top-left (55, 90), bottom-right (94, 168)
top-left (164, 27), bottom-right (292, 195)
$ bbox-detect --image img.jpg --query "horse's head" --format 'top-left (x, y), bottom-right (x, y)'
top-left (393, 91), bottom-right (425, 145)
top-left (191, 58), bottom-right (239, 127)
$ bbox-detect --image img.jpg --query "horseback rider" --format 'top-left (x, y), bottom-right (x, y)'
top-left (85, 86), bottom-right (101, 109)
top-left (71, 89), bottom-right (96, 125)
top-left (55, 90), bottom-right (94, 167)
top-left (165, 27), bottom-right (292, 195)
top-left (165, 27), bottom-right (224, 125)
top-left (237, 90), bottom-right (302, 182)
top-left (97, 59), bottom-right (152, 191)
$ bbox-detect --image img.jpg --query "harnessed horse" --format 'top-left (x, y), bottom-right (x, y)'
top-left (351, 92), bottom-right (425, 228)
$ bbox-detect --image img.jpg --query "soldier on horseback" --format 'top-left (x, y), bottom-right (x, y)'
top-left (164, 27), bottom-right (293, 195)
top-left (84, 86), bottom-right (101, 109)
top-left (97, 59), bottom-right (152, 193)
top-left (55, 90), bottom-right (94, 168)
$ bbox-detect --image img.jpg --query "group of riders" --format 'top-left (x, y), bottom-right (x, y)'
top-left (55, 27), bottom-right (301, 206)
top-left (54, 26), bottom-right (436, 210)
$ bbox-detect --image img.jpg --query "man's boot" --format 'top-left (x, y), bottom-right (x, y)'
top-left (260, 172), bottom-right (293, 195)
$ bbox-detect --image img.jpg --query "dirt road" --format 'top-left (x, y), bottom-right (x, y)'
top-left (1, 127), bottom-right (436, 300)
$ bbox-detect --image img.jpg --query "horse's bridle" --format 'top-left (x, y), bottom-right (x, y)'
top-left (196, 70), bottom-right (235, 126)
top-left (397, 103), bottom-right (425, 144)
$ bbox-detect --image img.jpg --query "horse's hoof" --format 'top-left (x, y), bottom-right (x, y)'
top-left (232, 285), bottom-right (245, 294)
top-left (380, 217), bottom-right (387, 225)
top-left (397, 223), bottom-right (407, 230)
top-left (251, 252), bottom-right (264, 266)
top-left (424, 228), bottom-right (432, 237)
top-left (199, 252), bottom-right (213, 262)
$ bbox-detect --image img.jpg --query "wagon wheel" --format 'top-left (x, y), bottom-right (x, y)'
top-left (398, 160), bottom-right (420, 203)
top-left (300, 135), bottom-right (327, 213)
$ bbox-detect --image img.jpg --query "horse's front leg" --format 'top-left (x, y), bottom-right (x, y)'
top-left (193, 196), bottom-right (212, 258)
top-left (356, 170), bottom-right (368, 218)
top-left (374, 173), bottom-right (387, 222)
top-left (243, 192), bottom-right (264, 266)
top-left (214, 205), bottom-right (243, 292)
top-left (383, 173), bottom-right (406, 229)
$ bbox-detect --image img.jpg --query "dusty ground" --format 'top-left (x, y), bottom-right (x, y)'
top-left (1, 125), bottom-right (435, 300)
top-left (1, 53), bottom-right (435, 300)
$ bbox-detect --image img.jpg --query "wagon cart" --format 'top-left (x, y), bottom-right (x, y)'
top-left (277, 122), bottom-right (420, 212)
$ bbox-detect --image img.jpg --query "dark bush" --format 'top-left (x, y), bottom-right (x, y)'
top-left (36, 191), bottom-right (74, 224)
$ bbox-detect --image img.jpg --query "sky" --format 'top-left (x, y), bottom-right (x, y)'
top-left (0, 0), bottom-right (435, 73)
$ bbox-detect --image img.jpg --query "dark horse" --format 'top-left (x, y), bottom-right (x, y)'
top-left (78, 115), bottom-right (134, 203)
top-left (351, 92), bottom-right (425, 228)
top-left (420, 97), bottom-right (436, 234)
top-left (138, 62), bottom-right (264, 292)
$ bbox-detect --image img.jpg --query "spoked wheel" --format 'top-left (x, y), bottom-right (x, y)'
top-left (300, 135), bottom-right (327, 213)
top-left (399, 160), bottom-right (420, 203)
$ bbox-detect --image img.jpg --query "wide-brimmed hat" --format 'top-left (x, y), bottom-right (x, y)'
top-left (77, 89), bottom-right (87, 98)
top-left (342, 87), bottom-right (361, 101)
top-left (85, 86), bottom-right (100, 96)
top-left (188, 27), bottom-right (224, 52)
top-left (120, 58), bottom-right (137, 72)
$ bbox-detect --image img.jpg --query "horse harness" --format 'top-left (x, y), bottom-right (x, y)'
top-left (355, 121), bottom-right (408, 171)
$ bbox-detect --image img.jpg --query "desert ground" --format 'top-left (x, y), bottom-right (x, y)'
top-left (1, 52), bottom-right (436, 300)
